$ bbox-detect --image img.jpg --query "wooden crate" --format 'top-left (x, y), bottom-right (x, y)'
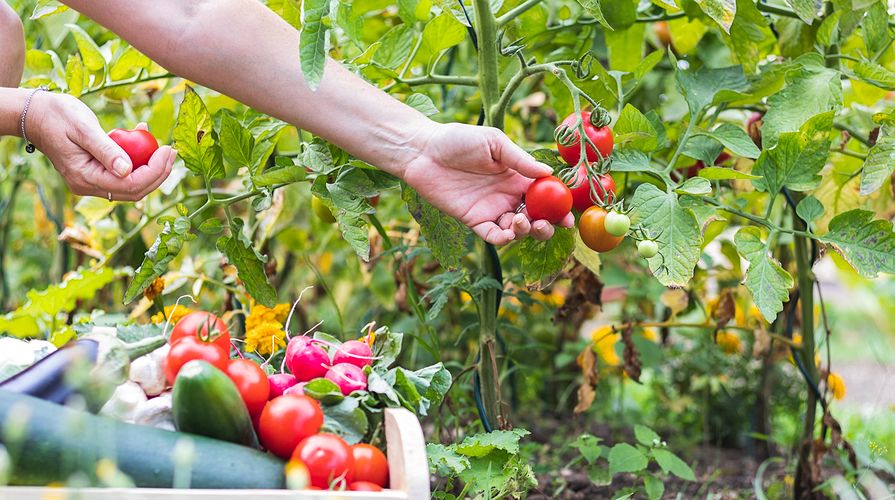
top-left (0, 408), bottom-right (430, 500)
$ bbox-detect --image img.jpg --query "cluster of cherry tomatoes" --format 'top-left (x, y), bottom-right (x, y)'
top-left (524, 111), bottom-right (658, 259)
top-left (163, 311), bottom-right (388, 491)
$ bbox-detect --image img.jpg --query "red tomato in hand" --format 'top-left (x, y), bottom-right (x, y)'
top-left (259, 395), bottom-right (324, 459)
top-left (525, 176), bottom-right (572, 224)
top-left (169, 311), bottom-right (231, 354)
top-left (556, 111), bottom-right (614, 167)
top-left (569, 166), bottom-right (616, 212)
top-left (350, 443), bottom-right (389, 487)
top-left (578, 206), bottom-right (624, 253)
top-left (292, 433), bottom-right (354, 489)
top-left (349, 481), bottom-right (383, 492)
top-left (164, 336), bottom-right (229, 385)
top-left (226, 359), bottom-right (271, 417)
top-left (109, 128), bottom-right (159, 170)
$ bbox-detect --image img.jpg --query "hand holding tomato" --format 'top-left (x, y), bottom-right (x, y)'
top-left (399, 123), bottom-right (573, 245)
top-left (109, 128), bottom-right (159, 170)
top-left (23, 92), bottom-right (174, 201)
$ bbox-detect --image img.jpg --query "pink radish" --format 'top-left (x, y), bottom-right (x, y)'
top-left (283, 382), bottom-right (307, 396)
top-left (285, 337), bottom-right (331, 382)
top-left (325, 363), bottom-right (368, 395)
top-left (268, 373), bottom-right (298, 399)
top-left (332, 340), bottom-right (374, 369)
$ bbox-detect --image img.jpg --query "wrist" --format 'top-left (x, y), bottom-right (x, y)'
top-left (374, 114), bottom-right (438, 181)
top-left (0, 87), bottom-right (29, 138)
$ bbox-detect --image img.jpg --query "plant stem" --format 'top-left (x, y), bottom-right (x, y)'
top-left (81, 73), bottom-right (175, 96)
top-left (698, 196), bottom-right (813, 239)
top-left (793, 216), bottom-right (819, 498)
top-left (664, 115), bottom-right (698, 176)
top-left (830, 148), bottom-right (867, 160)
top-left (384, 74), bottom-right (478, 92)
top-left (496, 0), bottom-right (543, 27)
top-left (492, 62), bottom-right (575, 124)
top-left (474, 0), bottom-right (501, 127)
top-left (833, 121), bottom-right (872, 146)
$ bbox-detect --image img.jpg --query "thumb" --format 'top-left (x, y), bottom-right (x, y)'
top-left (79, 122), bottom-right (133, 177)
top-left (491, 133), bottom-right (553, 179)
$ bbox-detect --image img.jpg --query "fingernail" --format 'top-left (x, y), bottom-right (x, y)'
top-left (113, 158), bottom-right (131, 177)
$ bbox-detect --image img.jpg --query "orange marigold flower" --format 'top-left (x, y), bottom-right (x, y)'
top-left (144, 278), bottom-right (165, 302)
top-left (716, 331), bottom-right (742, 354)
top-left (827, 371), bottom-right (846, 400)
top-left (245, 321), bottom-right (286, 356)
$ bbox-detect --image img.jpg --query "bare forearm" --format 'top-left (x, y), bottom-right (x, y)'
top-left (60, 0), bottom-right (431, 178)
top-left (0, 3), bottom-right (25, 87)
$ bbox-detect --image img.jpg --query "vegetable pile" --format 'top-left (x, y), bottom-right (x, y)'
top-left (0, 306), bottom-right (450, 492)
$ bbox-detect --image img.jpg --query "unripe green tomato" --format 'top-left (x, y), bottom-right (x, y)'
top-left (604, 211), bottom-right (630, 237)
top-left (312, 197), bottom-right (336, 223)
top-left (637, 240), bottom-right (659, 259)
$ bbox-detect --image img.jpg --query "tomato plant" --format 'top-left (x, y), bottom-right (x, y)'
top-left (555, 111), bottom-right (613, 167)
top-left (569, 167), bottom-right (615, 212)
top-left (579, 207), bottom-right (624, 253)
top-left (108, 129), bottom-right (158, 170)
top-left (524, 176), bottom-right (572, 223)
top-left (603, 212), bottom-right (630, 237)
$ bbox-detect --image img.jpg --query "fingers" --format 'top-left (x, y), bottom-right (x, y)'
top-left (529, 219), bottom-right (555, 241)
top-left (471, 221), bottom-right (516, 246)
top-left (80, 146), bottom-right (175, 201)
top-left (489, 130), bottom-right (553, 179)
top-left (78, 119), bottom-right (133, 178)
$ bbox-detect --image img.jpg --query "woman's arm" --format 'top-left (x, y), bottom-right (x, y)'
top-left (0, 1), bottom-right (25, 87)
top-left (59, 0), bottom-right (571, 244)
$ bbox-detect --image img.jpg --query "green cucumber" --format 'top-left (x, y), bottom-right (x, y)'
top-left (172, 360), bottom-right (259, 449)
top-left (0, 388), bottom-right (285, 488)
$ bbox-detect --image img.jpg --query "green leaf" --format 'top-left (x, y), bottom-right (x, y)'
top-left (173, 86), bottom-right (225, 180)
top-left (682, 134), bottom-right (724, 166)
top-left (629, 184), bottom-right (702, 287)
top-left (752, 111), bottom-right (833, 197)
top-left (675, 65), bottom-right (748, 117)
top-left (64, 54), bottom-right (84, 98)
top-left (573, 230), bottom-right (602, 276)
top-left (574, 0), bottom-right (611, 30)
top-left (421, 13), bottom-right (467, 60)
top-left (669, 17), bottom-right (708, 55)
top-left (698, 167), bottom-right (760, 180)
top-left (304, 378), bottom-right (346, 405)
top-left (216, 218), bottom-right (278, 306)
top-left (852, 61), bottom-right (895, 91)
top-left (652, 448), bottom-right (696, 481)
top-left (784, 0), bottom-right (816, 24)
top-left (816, 10), bottom-right (842, 47)
top-left (197, 218), bottom-right (225, 235)
top-left (371, 326), bottom-right (403, 368)
top-left (608, 149), bottom-right (658, 173)
top-left (726, 0), bottom-right (775, 73)
top-left (634, 425), bottom-right (661, 447)
top-left (569, 434), bottom-right (604, 464)
top-left (299, 0), bottom-right (331, 89)
top-left (613, 104), bottom-right (658, 151)
top-left (31, 0), bottom-right (67, 19)
top-left (456, 429), bottom-right (531, 457)
top-left (693, 0), bottom-right (736, 33)
top-left (109, 47), bottom-right (151, 81)
top-left (675, 177), bottom-right (712, 195)
top-left (862, 1), bottom-right (889, 55)
top-left (602, 0), bottom-right (637, 30)
top-left (605, 24), bottom-right (645, 72)
top-left (402, 184), bottom-right (468, 269)
top-left (795, 196), bottom-right (824, 227)
top-left (253, 163), bottom-right (307, 187)
top-left (860, 125), bottom-right (895, 195)
top-left (427, 443), bottom-right (470, 476)
top-left (762, 55), bottom-right (842, 147)
top-left (320, 396), bottom-right (368, 445)
top-left (644, 475), bottom-right (665, 500)
top-left (373, 25), bottom-right (415, 69)
top-left (734, 227), bottom-right (793, 322)
top-left (608, 443), bottom-right (648, 474)
top-left (398, 0), bottom-right (421, 24)
top-left (219, 111), bottom-right (255, 168)
top-left (125, 219), bottom-right (190, 303)
top-left (698, 124), bottom-right (761, 159)
top-left (818, 210), bottom-right (895, 278)
top-left (65, 24), bottom-right (105, 72)
top-left (519, 227), bottom-right (575, 286)
top-left (405, 93), bottom-right (440, 116)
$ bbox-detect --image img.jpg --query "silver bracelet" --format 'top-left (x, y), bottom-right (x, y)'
top-left (20, 86), bottom-right (48, 154)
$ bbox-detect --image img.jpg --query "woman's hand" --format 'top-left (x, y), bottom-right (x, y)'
top-left (27, 92), bottom-right (175, 201)
top-left (400, 123), bottom-right (574, 246)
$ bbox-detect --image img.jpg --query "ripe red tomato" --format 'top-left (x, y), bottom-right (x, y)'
top-left (259, 395), bottom-right (324, 459)
top-left (525, 176), bottom-right (572, 224)
top-left (556, 111), bottom-right (614, 167)
top-left (108, 128), bottom-right (159, 170)
top-left (350, 444), bottom-right (389, 487)
top-left (569, 166), bottom-right (615, 212)
top-left (226, 359), bottom-right (271, 417)
top-left (579, 206), bottom-right (624, 253)
top-left (349, 481), bottom-right (383, 492)
top-left (169, 311), bottom-right (231, 354)
top-left (164, 336), bottom-right (229, 385)
top-left (292, 433), bottom-right (354, 489)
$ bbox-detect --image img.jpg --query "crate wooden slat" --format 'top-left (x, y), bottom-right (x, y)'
top-left (0, 408), bottom-right (430, 499)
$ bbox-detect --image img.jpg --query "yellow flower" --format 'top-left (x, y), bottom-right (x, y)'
top-left (246, 303), bottom-right (292, 331)
top-left (827, 372), bottom-right (846, 400)
top-left (144, 277), bottom-right (165, 302)
top-left (151, 304), bottom-right (194, 325)
top-left (245, 321), bottom-right (286, 356)
top-left (716, 331), bottom-right (742, 354)
top-left (641, 327), bottom-right (659, 343)
top-left (459, 291), bottom-right (473, 304)
top-left (590, 325), bottom-right (620, 366)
